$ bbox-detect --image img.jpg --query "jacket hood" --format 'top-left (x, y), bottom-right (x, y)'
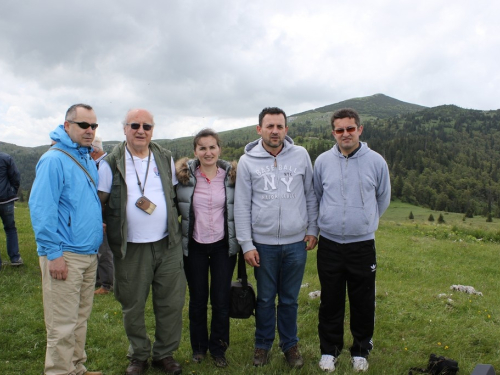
top-left (332, 141), bottom-right (371, 158)
top-left (244, 135), bottom-right (295, 157)
top-left (50, 124), bottom-right (90, 151)
top-left (175, 157), bottom-right (237, 186)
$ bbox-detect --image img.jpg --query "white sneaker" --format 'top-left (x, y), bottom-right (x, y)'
top-left (352, 356), bottom-right (369, 372)
top-left (319, 354), bottom-right (337, 372)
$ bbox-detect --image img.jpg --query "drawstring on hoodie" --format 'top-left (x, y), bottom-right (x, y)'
top-left (338, 148), bottom-right (365, 207)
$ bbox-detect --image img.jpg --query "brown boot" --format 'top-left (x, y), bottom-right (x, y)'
top-left (152, 356), bottom-right (182, 374)
top-left (125, 359), bottom-right (148, 375)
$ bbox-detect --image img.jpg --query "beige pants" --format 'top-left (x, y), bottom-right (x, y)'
top-left (40, 252), bottom-right (97, 375)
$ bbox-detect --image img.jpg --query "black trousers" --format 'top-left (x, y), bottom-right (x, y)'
top-left (317, 236), bottom-right (376, 358)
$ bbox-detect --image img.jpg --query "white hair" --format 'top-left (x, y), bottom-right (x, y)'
top-left (92, 136), bottom-right (103, 150)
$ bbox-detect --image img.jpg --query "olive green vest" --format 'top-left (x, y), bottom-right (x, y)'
top-left (103, 141), bottom-right (181, 259)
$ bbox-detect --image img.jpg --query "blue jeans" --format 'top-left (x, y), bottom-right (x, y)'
top-left (253, 241), bottom-right (307, 353)
top-left (0, 202), bottom-right (21, 266)
top-left (183, 239), bottom-right (236, 357)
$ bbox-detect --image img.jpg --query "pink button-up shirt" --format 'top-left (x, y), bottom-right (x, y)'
top-left (192, 167), bottom-right (227, 244)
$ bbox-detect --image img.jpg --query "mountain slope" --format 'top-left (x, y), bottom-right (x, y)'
top-left (295, 93), bottom-right (427, 118)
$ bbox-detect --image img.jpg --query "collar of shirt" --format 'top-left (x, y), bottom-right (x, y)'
top-left (195, 165), bottom-right (220, 184)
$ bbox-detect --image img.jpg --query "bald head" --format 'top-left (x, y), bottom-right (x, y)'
top-left (123, 109), bottom-right (154, 128)
top-left (123, 108), bottom-right (155, 156)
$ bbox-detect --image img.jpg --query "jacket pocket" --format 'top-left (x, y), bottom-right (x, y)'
top-left (279, 207), bottom-right (308, 236)
top-left (252, 207), bottom-right (280, 236)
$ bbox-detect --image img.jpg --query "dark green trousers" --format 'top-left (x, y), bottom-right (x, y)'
top-left (114, 236), bottom-right (186, 361)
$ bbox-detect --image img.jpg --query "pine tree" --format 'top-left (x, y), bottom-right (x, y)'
top-left (438, 213), bottom-right (445, 224)
top-left (486, 213), bottom-right (493, 222)
top-left (409, 211), bottom-right (414, 220)
top-left (428, 214), bottom-right (435, 222)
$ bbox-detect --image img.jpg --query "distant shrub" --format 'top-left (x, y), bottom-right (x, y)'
top-left (486, 213), bottom-right (493, 222)
top-left (438, 214), bottom-right (445, 224)
top-left (409, 211), bottom-right (414, 220)
top-left (428, 214), bottom-right (435, 222)
top-left (465, 208), bottom-right (474, 218)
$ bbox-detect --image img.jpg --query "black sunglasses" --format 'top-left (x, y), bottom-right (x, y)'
top-left (68, 120), bottom-right (99, 130)
top-left (334, 126), bottom-right (357, 135)
top-left (126, 123), bottom-right (154, 131)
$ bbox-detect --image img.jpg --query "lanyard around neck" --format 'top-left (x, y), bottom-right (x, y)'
top-left (126, 145), bottom-right (151, 195)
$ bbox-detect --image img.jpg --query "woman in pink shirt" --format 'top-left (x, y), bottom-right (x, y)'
top-left (175, 128), bottom-right (238, 368)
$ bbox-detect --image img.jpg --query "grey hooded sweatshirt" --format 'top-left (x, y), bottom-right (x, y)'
top-left (234, 136), bottom-right (319, 253)
top-left (313, 142), bottom-right (391, 244)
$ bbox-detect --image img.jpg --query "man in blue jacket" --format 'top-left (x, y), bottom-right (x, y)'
top-left (0, 151), bottom-right (23, 268)
top-left (29, 103), bottom-right (103, 375)
top-left (313, 108), bottom-right (391, 373)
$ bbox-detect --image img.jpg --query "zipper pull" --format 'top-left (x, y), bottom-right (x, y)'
top-left (274, 157), bottom-right (277, 167)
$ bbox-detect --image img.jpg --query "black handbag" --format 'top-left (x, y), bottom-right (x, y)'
top-left (229, 249), bottom-right (256, 319)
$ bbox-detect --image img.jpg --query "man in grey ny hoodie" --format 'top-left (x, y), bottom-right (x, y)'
top-left (234, 107), bottom-right (318, 369)
top-left (313, 108), bottom-right (391, 373)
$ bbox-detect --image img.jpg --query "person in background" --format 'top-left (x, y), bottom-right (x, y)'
top-left (175, 128), bottom-right (237, 368)
top-left (90, 136), bottom-right (114, 295)
top-left (29, 103), bottom-right (102, 375)
top-left (98, 108), bottom-right (185, 375)
top-left (234, 107), bottom-right (318, 369)
top-left (0, 151), bottom-right (23, 268)
top-left (313, 108), bottom-right (391, 372)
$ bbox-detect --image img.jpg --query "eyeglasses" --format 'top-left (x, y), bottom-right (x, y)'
top-left (126, 123), bottom-right (154, 131)
top-left (68, 120), bottom-right (99, 130)
top-left (334, 126), bottom-right (357, 135)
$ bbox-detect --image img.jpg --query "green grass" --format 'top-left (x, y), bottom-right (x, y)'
top-left (1, 201), bottom-right (500, 374)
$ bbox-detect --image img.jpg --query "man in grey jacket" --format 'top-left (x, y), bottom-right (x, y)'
top-left (234, 107), bottom-right (318, 369)
top-left (313, 108), bottom-right (391, 373)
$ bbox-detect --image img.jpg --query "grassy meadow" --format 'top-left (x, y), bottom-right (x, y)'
top-left (1, 201), bottom-right (499, 374)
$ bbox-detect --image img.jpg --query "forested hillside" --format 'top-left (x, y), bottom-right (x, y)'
top-left (367, 105), bottom-right (500, 217)
top-left (2, 94), bottom-right (499, 217)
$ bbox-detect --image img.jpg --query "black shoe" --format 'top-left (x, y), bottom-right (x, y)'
top-left (213, 356), bottom-right (228, 368)
top-left (192, 353), bottom-right (205, 363)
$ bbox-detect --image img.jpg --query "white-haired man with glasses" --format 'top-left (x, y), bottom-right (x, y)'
top-left (97, 109), bottom-right (185, 375)
top-left (313, 108), bottom-right (391, 372)
top-left (30, 103), bottom-right (103, 375)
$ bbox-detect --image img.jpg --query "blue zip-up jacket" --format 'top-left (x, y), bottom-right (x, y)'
top-left (313, 142), bottom-right (391, 243)
top-left (29, 125), bottom-right (103, 260)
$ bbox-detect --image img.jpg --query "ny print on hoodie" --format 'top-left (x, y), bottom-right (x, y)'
top-left (234, 136), bottom-right (318, 253)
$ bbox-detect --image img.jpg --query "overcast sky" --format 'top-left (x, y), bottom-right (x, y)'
top-left (1, 0), bottom-right (499, 148)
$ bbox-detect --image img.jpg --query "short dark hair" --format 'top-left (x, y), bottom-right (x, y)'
top-left (258, 107), bottom-right (287, 127)
top-left (331, 108), bottom-right (360, 129)
top-left (65, 104), bottom-right (93, 121)
top-left (193, 128), bottom-right (221, 150)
